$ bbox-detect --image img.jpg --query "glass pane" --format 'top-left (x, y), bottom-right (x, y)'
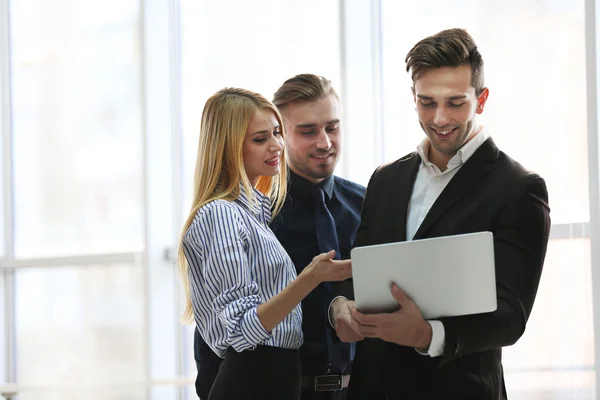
top-left (503, 238), bottom-right (594, 398)
top-left (9, 0), bottom-right (143, 257)
top-left (504, 371), bottom-right (594, 400)
top-left (182, 324), bottom-right (196, 377)
top-left (380, 0), bottom-right (587, 224)
top-left (14, 264), bottom-right (145, 388)
top-left (179, 0), bottom-right (341, 208)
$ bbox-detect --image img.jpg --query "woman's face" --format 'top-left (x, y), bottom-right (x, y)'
top-left (242, 108), bottom-right (284, 186)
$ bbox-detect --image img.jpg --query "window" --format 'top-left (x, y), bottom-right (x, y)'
top-left (9, 0), bottom-right (143, 258)
top-left (4, 1), bottom-right (147, 398)
top-left (379, 0), bottom-right (591, 397)
top-left (179, 0), bottom-right (342, 211)
top-left (15, 264), bottom-right (145, 393)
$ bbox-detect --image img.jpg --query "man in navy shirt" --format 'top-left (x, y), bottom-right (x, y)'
top-left (193, 74), bottom-right (365, 400)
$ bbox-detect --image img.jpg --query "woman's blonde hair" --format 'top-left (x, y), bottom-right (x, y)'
top-left (178, 87), bottom-right (288, 324)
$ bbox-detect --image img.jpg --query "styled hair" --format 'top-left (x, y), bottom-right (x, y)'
top-left (272, 73), bottom-right (339, 110)
top-left (178, 87), bottom-right (287, 324)
top-left (405, 28), bottom-right (485, 95)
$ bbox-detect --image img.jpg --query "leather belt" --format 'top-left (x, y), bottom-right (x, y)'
top-left (301, 374), bottom-right (351, 391)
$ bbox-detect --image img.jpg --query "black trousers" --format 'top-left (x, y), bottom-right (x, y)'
top-left (300, 388), bottom-right (348, 400)
top-left (208, 345), bottom-right (301, 400)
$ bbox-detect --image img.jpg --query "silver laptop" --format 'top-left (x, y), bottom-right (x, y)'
top-left (350, 231), bottom-right (497, 318)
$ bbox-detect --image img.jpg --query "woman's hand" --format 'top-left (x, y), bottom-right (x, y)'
top-left (303, 250), bottom-right (352, 285)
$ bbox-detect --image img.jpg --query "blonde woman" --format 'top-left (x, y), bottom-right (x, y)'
top-left (179, 88), bottom-right (352, 399)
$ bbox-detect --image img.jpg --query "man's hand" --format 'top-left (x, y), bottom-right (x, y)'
top-left (351, 284), bottom-right (432, 349)
top-left (331, 298), bottom-right (364, 343)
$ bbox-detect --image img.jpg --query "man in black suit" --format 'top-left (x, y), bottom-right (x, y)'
top-left (330, 28), bottom-right (551, 399)
top-left (194, 74), bottom-right (366, 400)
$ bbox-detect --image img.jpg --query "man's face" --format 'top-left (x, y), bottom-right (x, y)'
top-left (413, 64), bottom-right (489, 166)
top-left (282, 95), bottom-right (342, 183)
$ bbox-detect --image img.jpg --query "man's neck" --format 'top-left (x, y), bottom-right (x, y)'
top-left (427, 125), bottom-right (483, 171)
top-left (429, 151), bottom-right (452, 172)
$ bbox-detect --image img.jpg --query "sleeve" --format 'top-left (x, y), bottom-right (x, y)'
top-left (332, 166), bottom-right (380, 301)
top-left (328, 295), bottom-right (348, 328)
top-left (437, 175), bottom-right (551, 367)
top-left (185, 204), bottom-right (271, 353)
top-left (415, 320), bottom-right (445, 357)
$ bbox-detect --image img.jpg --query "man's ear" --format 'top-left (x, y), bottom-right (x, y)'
top-left (476, 87), bottom-right (489, 114)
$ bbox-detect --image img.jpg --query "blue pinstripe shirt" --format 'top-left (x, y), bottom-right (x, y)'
top-left (182, 184), bottom-right (303, 358)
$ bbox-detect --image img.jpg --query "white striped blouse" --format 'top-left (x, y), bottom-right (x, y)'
top-left (182, 184), bottom-right (303, 358)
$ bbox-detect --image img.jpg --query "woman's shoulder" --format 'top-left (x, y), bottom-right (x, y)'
top-left (193, 199), bottom-right (240, 223)
top-left (184, 199), bottom-right (246, 243)
top-left (190, 199), bottom-right (248, 231)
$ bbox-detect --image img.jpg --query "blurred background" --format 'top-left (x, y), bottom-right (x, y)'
top-left (0, 0), bottom-right (599, 398)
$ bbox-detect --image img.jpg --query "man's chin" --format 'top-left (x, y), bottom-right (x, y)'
top-left (305, 167), bottom-right (334, 181)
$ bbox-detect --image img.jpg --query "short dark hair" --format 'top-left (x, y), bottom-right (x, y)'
top-left (272, 74), bottom-right (339, 111)
top-left (405, 28), bottom-right (484, 95)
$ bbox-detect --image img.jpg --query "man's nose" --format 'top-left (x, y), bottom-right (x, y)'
top-left (433, 106), bottom-right (450, 127)
top-left (315, 129), bottom-right (332, 150)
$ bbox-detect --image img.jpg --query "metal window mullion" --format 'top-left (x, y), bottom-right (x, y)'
top-left (584, 0), bottom-right (600, 394)
top-left (370, 0), bottom-right (384, 165)
top-left (140, 0), bottom-right (179, 398)
top-left (1, 252), bottom-right (142, 269)
top-left (167, 0), bottom-right (185, 396)
top-left (338, 0), bottom-right (348, 178)
top-left (0, 0), bottom-right (15, 386)
top-left (548, 222), bottom-right (592, 240)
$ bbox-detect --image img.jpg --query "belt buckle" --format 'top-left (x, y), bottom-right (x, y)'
top-left (314, 374), bottom-right (343, 392)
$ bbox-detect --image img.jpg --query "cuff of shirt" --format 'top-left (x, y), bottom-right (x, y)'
top-left (415, 320), bottom-right (445, 357)
top-left (327, 296), bottom-right (348, 328)
top-left (238, 307), bottom-right (271, 348)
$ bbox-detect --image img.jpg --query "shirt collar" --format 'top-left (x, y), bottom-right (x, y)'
top-left (417, 127), bottom-right (489, 169)
top-left (236, 182), bottom-right (272, 224)
top-left (289, 169), bottom-right (335, 202)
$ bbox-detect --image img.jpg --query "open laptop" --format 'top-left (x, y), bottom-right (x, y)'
top-left (350, 231), bottom-right (497, 318)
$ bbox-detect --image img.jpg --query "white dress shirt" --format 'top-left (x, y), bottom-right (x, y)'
top-left (408, 128), bottom-right (489, 357)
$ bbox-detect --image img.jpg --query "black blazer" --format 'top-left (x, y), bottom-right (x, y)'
top-left (343, 138), bottom-right (551, 400)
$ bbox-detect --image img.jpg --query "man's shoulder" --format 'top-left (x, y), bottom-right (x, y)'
top-left (495, 148), bottom-right (545, 184)
top-left (372, 151), bottom-right (420, 178)
top-left (332, 175), bottom-right (366, 197)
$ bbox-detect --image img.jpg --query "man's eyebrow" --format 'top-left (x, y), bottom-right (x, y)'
top-left (416, 94), bottom-right (467, 101)
top-left (295, 123), bottom-right (317, 129)
top-left (295, 119), bottom-right (340, 128)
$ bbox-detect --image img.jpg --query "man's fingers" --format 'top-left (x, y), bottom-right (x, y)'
top-left (356, 325), bottom-right (378, 337)
top-left (351, 308), bottom-right (381, 327)
top-left (391, 284), bottom-right (412, 308)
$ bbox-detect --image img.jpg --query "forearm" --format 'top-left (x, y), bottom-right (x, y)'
top-left (257, 272), bottom-right (317, 332)
top-left (438, 176), bottom-right (550, 364)
top-left (439, 295), bottom-right (525, 364)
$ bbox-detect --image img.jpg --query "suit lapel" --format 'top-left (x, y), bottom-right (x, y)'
top-left (389, 153), bottom-right (421, 243)
top-left (413, 138), bottom-right (499, 240)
